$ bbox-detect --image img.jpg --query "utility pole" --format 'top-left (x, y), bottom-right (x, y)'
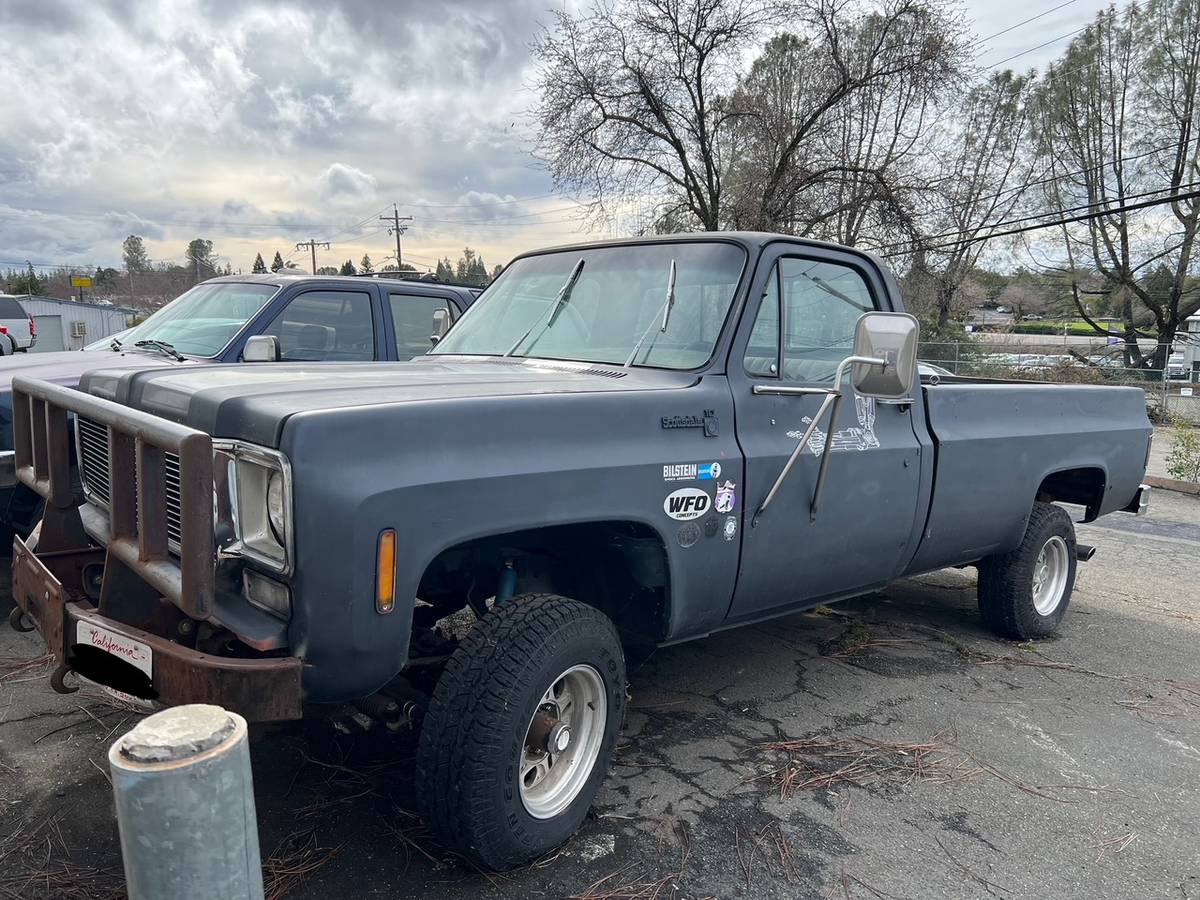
top-left (380, 204), bottom-right (413, 270)
top-left (295, 239), bottom-right (331, 275)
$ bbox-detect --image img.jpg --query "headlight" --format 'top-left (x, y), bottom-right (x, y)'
top-left (267, 470), bottom-right (286, 543)
top-left (214, 442), bottom-right (292, 573)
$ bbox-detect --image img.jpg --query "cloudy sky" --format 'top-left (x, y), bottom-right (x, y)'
top-left (0, 0), bottom-right (1115, 276)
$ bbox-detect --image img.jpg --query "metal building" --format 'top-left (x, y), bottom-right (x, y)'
top-left (8, 295), bottom-right (137, 352)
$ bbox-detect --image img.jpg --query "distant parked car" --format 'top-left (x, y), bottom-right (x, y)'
top-left (1167, 354), bottom-right (1188, 380)
top-left (1023, 314), bottom-right (1043, 321)
top-left (0, 295), bottom-right (37, 353)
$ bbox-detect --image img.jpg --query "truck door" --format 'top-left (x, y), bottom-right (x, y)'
top-left (727, 246), bottom-right (924, 620)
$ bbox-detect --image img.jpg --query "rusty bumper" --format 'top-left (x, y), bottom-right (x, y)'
top-left (12, 536), bottom-right (303, 721)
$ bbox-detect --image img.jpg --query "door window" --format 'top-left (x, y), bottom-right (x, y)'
top-left (263, 291), bottom-right (375, 361)
top-left (743, 258), bottom-right (876, 384)
top-left (389, 294), bottom-right (451, 358)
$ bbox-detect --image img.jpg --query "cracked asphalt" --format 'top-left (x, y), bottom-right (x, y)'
top-left (2, 491), bottom-right (1198, 899)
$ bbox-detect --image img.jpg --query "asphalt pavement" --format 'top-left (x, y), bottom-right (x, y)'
top-left (2, 491), bottom-right (1198, 899)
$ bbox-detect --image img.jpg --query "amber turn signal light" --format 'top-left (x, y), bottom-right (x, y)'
top-left (376, 529), bottom-right (396, 614)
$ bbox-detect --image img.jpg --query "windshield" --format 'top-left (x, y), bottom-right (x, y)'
top-left (431, 242), bottom-right (746, 369)
top-left (120, 282), bottom-right (279, 357)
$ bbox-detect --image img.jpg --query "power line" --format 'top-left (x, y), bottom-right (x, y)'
top-left (885, 188), bottom-right (1200, 257)
top-left (920, 181), bottom-right (1200, 244)
top-left (921, 133), bottom-right (1200, 222)
top-left (983, 22), bottom-right (1093, 69)
top-left (972, 0), bottom-right (1079, 50)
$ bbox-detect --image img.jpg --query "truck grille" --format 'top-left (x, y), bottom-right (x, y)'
top-left (77, 416), bottom-right (185, 549)
top-left (76, 416), bottom-right (111, 506)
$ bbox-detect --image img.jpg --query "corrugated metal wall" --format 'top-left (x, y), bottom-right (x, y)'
top-left (16, 297), bottom-right (135, 352)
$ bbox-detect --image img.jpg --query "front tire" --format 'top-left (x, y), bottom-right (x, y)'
top-left (415, 593), bottom-right (625, 870)
top-left (977, 502), bottom-right (1077, 640)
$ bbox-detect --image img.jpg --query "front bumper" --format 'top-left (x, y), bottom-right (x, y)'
top-left (12, 535), bottom-right (303, 721)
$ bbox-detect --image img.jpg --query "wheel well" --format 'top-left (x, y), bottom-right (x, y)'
top-left (415, 521), bottom-right (671, 649)
top-left (1036, 467), bottom-right (1106, 521)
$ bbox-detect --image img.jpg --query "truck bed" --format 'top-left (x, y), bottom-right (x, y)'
top-left (903, 382), bottom-right (1152, 575)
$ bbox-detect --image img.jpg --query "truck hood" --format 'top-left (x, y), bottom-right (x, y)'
top-left (80, 357), bottom-right (696, 447)
top-left (0, 348), bottom-right (198, 392)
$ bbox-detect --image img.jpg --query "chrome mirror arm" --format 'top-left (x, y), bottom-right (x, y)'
top-left (751, 354), bottom-right (887, 528)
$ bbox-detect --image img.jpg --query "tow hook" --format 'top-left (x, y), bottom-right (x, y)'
top-left (1076, 543), bottom-right (1096, 562)
top-left (8, 607), bottom-right (35, 633)
top-left (50, 663), bottom-right (79, 694)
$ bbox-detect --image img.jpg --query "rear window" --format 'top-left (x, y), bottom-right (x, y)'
top-left (0, 298), bottom-right (28, 318)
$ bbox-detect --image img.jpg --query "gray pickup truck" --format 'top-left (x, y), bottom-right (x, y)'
top-left (7, 233), bottom-right (1151, 869)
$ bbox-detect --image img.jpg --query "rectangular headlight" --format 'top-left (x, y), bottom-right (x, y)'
top-left (215, 442), bottom-right (292, 574)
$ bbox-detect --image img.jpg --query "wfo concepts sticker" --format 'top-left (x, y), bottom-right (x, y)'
top-left (664, 487), bottom-right (711, 521)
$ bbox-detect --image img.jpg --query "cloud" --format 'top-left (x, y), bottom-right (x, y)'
top-left (317, 163), bottom-right (378, 206)
top-left (0, 0), bottom-right (599, 271)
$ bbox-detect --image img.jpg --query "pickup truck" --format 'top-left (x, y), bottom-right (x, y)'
top-left (6, 233), bottom-right (1152, 870)
top-left (0, 273), bottom-right (479, 539)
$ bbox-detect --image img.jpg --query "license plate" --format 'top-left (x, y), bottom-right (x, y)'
top-left (76, 621), bottom-right (152, 679)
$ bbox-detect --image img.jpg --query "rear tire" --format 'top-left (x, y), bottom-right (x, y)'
top-left (977, 502), bottom-right (1077, 640)
top-left (415, 593), bottom-right (625, 870)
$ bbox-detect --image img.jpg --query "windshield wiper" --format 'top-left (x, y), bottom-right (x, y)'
top-left (623, 259), bottom-right (677, 368)
top-left (503, 258), bottom-right (585, 358)
top-left (134, 339), bottom-right (185, 361)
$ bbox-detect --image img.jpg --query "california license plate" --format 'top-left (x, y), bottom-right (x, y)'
top-left (76, 621), bottom-right (152, 679)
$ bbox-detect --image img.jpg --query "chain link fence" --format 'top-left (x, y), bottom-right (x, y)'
top-left (918, 340), bottom-right (1200, 425)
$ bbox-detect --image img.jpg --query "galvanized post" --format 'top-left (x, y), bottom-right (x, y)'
top-left (108, 704), bottom-right (264, 900)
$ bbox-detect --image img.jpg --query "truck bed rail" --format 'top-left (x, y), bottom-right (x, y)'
top-left (11, 375), bottom-right (215, 619)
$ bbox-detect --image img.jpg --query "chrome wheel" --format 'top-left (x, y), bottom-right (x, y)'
top-left (519, 664), bottom-right (607, 820)
top-left (1032, 535), bottom-right (1069, 616)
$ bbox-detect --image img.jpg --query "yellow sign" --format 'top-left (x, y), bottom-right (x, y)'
top-left (70, 276), bottom-right (93, 288)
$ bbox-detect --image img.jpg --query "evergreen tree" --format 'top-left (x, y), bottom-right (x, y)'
top-left (185, 238), bottom-right (218, 281)
top-left (491, 264), bottom-right (504, 282)
top-left (10, 264), bottom-right (46, 296)
top-left (270, 251), bottom-right (286, 272)
top-left (435, 258), bottom-right (455, 281)
top-left (122, 235), bottom-right (151, 274)
top-left (252, 253), bottom-right (268, 274)
top-left (360, 254), bottom-right (374, 274)
top-left (339, 259), bottom-right (357, 276)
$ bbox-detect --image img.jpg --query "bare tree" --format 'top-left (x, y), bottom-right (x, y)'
top-left (724, 2), bottom-right (966, 235)
top-left (533, 0), bottom-right (775, 231)
top-left (905, 70), bottom-right (1037, 334)
top-left (532, 0), bottom-right (966, 233)
top-left (1033, 0), bottom-right (1200, 369)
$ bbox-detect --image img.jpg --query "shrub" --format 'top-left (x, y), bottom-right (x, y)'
top-left (1166, 428), bottom-right (1200, 482)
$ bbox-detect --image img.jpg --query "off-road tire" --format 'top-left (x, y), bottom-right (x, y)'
top-left (415, 593), bottom-right (625, 870)
top-left (977, 502), bottom-right (1077, 640)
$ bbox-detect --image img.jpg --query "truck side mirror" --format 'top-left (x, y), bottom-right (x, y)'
top-left (850, 312), bottom-right (919, 399)
top-left (430, 307), bottom-right (452, 347)
top-left (243, 335), bottom-right (281, 362)
top-left (433, 307), bottom-right (451, 336)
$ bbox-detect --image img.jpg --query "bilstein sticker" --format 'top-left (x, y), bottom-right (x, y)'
top-left (663, 463), bottom-right (698, 481)
top-left (664, 487), bottom-right (710, 521)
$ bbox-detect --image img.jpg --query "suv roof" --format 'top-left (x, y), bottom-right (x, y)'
top-left (203, 273), bottom-right (483, 298)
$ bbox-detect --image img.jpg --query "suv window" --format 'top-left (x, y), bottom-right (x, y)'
top-left (743, 258), bottom-right (876, 383)
top-left (0, 297), bottom-right (28, 318)
top-left (263, 290), bottom-right (375, 361)
top-left (389, 294), bottom-right (450, 359)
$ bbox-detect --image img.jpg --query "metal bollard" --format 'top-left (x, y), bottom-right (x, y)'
top-left (108, 704), bottom-right (265, 900)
